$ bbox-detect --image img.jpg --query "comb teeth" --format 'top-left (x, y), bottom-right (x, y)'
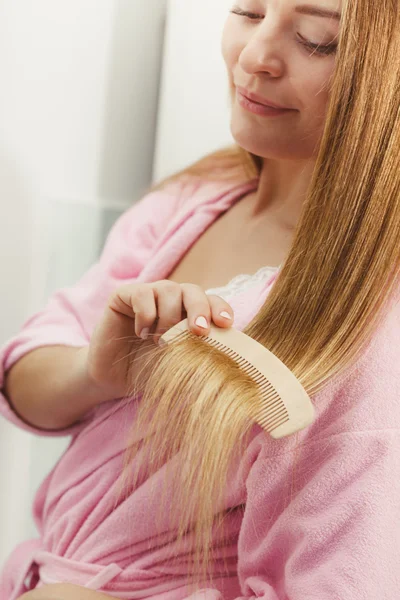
top-left (159, 320), bottom-right (315, 439)
top-left (166, 330), bottom-right (290, 434)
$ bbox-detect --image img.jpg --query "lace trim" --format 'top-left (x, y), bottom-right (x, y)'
top-left (205, 264), bottom-right (280, 299)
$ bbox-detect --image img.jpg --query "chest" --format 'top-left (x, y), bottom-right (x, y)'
top-left (167, 197), bottom-right (291, 291)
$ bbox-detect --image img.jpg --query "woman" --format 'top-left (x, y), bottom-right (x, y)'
top-left (1, 0), bottom-right (400, 598)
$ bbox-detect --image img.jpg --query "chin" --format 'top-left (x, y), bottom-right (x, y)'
top-left (229, 107), bottom-right (277, 156)
top-left (230, 122), bottom-right (269, 158)
top-left (230, 118), bottom-right (316, 161)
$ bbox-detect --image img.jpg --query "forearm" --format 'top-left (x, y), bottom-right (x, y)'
top-left (3, 346), bottom-right (113, 431)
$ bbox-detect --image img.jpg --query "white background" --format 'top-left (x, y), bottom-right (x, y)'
top-left (0, 0), bottom-right (234, 567)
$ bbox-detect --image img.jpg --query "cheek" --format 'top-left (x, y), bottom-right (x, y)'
top-left (221, 20), bottom-right (242, 76)
top-left (296, 67), bottom-right (335, 116)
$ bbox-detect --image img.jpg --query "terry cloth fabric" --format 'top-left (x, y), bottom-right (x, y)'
top-left (0, 176), bottom-right (399, 600)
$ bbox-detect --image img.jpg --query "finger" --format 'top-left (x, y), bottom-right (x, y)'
top-left (180, 283), bottom-right (212, 336)
top-left (152, 280), bottom-right (184, 344)
top-left (113, 284), bottom-right (158, 340)
top-left (206, 294), bottom-right (235, 328)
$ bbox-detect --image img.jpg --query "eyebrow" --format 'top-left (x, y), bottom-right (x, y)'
top-left (295, 4), bottom-right (341, 21)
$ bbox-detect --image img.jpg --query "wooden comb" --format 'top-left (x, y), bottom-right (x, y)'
top-left (159, 318), bottom-right (315, 439)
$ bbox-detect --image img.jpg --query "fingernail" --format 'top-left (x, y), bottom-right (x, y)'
top-left (195, 316), bottom-right (208, 329)
top-left (140, 328), bottom-right (150, 340)
top-left (158, 337), bottom-right (166, 347)
top-left (219, 311), bottom-right (232, 320)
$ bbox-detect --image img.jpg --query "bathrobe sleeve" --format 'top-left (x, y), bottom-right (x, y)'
top-left (0, 184), bottom-right (186, 437)
top-left (183, 429), bottom-right (400, 600)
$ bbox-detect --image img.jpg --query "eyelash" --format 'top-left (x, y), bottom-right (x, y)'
top-left (230, 7), bottom-right (338, 56)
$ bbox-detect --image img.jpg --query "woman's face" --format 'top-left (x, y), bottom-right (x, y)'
top-left (221, 0), bottom-right (341, 160)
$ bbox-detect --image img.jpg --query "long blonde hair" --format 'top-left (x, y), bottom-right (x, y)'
top-left (118, 0), bottom-right (400, 593)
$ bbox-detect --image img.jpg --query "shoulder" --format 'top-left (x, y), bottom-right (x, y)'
top-left (99, 175), bottom-right (254, 279)
top-left (154, 173), bottom-right (254, 213)
top-left (110, 174), bottom-right (255, 247)
top-left (120, 174), bottom-right (244, 225)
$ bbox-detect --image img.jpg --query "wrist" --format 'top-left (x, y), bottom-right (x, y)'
top-left (74, 346), bottom-right (117, 406)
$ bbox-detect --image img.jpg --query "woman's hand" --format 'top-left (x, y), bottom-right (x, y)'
top-left (85, 280), bottom-right (235, 400)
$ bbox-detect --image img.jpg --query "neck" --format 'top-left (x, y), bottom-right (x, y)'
top-left (250, 158), bottom-right (316, 232)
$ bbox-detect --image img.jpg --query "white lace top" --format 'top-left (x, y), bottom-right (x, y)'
top-left (205, 264), bottom-right (280, 301)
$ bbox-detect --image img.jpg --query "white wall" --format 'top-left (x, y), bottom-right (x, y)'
top-left (0, 0), bottom-right (235, 571)
top-left (153, 0), bottom-right (234, 182)
top-left (0, 0), bottom-right (167, 208)
top-left (0, 146), bottom-right (37, 572)
top-left (0, 0), bottom-right (166, 566)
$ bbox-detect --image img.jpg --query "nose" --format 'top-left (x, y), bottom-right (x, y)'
top-left (238, 24), bottom-right (284, 77)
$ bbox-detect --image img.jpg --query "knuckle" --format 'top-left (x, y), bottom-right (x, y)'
top-left (181, 283), bottom-right (210, 302)
top-left (157, 280), bottom-right (181, 295)
top-left (119, 282), bottom-right (141, 294)
top-left (113, 283), bottom-right (144, 304)
top-left (110, 284), bottom-right (127, 299)
top-left (130, 285), bottom-right (149, 302)
top-left (180, 282), bottom-right (201, 292)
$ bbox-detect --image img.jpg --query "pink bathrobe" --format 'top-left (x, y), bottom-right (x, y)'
top-left (0, 177), bottom-right (399, 600)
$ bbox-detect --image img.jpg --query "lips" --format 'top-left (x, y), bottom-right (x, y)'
top-left (237, 86), bottom-right (292, 110)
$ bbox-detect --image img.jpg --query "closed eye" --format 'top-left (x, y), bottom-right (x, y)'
top-left (229, 7), bottom-right (338, 57)
top-left (230, 7), bottom-right (263, 20)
